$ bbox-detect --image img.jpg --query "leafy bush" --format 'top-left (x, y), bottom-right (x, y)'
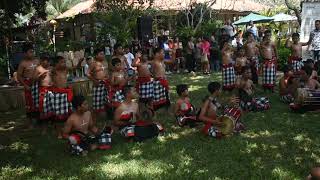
top-left (278, 46), bottom-right (291, 70)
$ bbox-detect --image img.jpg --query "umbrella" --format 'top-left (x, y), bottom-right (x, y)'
top-left (233, 13), bottom-right (274, 25)
top-left (272, 13), bottom-right (297, 22)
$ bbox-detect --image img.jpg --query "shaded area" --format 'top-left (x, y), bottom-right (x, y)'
top-left (0, 73), bottom-right (319, 179)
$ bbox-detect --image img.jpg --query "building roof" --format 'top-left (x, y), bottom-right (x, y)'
top-left (56, 0), bottom-right (96, 19)
top-left (151, 0), bottom-right (269, 12)
top-left (56, 0), bottom-right (269, 19)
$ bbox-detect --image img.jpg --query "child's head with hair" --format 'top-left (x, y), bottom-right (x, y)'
top-left (207, 82), bottom-right (221, 95)
top-left (40, 55), bottom-right (50, 68)
top-left (292, 33), bottom-right (300, 43)
top-left (237, 47), bottom-right (246, 57)
top-left (22, 43), bottom-right (34, 59)
top-left (139, 98), bottom-right (154, 121)
top-left (241, 65), bottom-right (252, 79)
top-left (282, 65), bottom-right (293, 77)
top-left (53, 56), bottom-right (65, 69)
top-left (72, 95), bottom-right (88, 112)
top-left (176, 84), bottom-right (189, 97)
top-left (94, 48), bottom-right (105, 60)
top-left (111, 58), bottom-right (122, 70)
top-left (123, 85), bottom-right (137, 99)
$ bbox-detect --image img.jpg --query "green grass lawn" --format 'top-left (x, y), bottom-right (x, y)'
top-left (1, 73), bottom-right (320, 180)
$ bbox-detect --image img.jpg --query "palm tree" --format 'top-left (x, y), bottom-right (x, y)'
top-left (46, 0), bottom-right (82, 19)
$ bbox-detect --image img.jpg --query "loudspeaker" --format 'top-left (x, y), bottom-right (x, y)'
top-left (137, 16), bottom-right (153, 41)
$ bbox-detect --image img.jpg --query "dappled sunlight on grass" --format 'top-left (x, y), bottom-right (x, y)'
top-left (7, 142), bottom-right (30, 153)
top-left (0, 165), bottom-right (33, 179)
top-left (99, 159), bottom-right (165, 179)
top-left (242, 130), bottom-right (280, 139)
top-left (1, 73), bottom-right (320, 179)
top-left (272, 167), bottom-right (297, 180)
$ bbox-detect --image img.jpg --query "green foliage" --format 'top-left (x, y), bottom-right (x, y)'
top-left (196, 19), bottom-right (223, 37)
top-left (46, 0), bottom-right (82, 19)
top-left (278, 46), bottom-right (291, 70)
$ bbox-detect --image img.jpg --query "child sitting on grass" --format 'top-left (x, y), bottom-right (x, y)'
top-left (279, 65), bottom-right (296, 104)
top-left (174, 84), bottom-right (200, 127)
top-left (237, 66), bottom-right (270, 112)
top-left (198, 82), bottom-right (244, 138)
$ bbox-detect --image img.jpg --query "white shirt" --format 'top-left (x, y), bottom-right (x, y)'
top-left (125, 52), bottom-right (135, 68)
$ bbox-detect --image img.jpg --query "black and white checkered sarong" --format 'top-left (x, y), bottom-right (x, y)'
top-left (262, 60), bottom-right (276, 88)
top-left (93, 81), bottom-right (109, 112)
top-left (153, 80), bottom-right (169, 106)
top-left (222, 64), bottom-right (236, 89)
top-left (111, 89), bottom-right (125, 106)
top-left (50, 88), bottom-right (73, 121)
top-left (40, 89), bottom-right (54, 119)
top-left (31, 82), bottom-right (39, 110)
top-left (138, 81), bottom-right (154, 99)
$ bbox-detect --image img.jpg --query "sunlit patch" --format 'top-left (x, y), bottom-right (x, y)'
top-left (130, 149), bottom-right (142, 157)
top-left (244, 142), bottom-right (258, 153)
top-left (100, 160), bottom-right (165, 178)
top-left (8, 142), bottom-right (30, 153)
top-left (294, 157), bottom-right (303, 165)
top-left (293, 134), bottom-right (312, 144)
top-left (188, 85), bottom-right (203, 92)
top-left (271, 167), bottom-right (296, 179)
top-left (242, 130), bottom-right (279, 139)
top-left (0, 165), bottom-right (33, 179)
top-left (311, 153), bottom-right (320, 163)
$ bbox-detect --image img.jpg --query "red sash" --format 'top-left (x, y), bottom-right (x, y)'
top-left (288, 56), bottom-right (302, 64)
top-left (50, 86), bottom-right (73, 102)
top-left (155, 77), bottom-right (169, 90)
top-left (222, 63), bottom-right (233, 68)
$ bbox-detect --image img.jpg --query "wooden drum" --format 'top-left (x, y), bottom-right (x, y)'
top-left (295, 88), bottom-right (320, 106)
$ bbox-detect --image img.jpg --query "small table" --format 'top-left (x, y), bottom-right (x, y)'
top-left (68, 78), bottom-right (92, 96)
top-left (0, 86), bottom-right (25, 111)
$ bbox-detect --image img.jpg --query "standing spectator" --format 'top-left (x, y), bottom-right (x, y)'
top-left (200, 37), bottom-right (211, 74)
top-left (247, 21), bottom-right (258, 40)
top-left (223, 19), bottom-right (235, 38)
top-left (232, 32), bottom-right (243, 50)
top-left (124, 46), bottom-right (135, 69)
top-left (306, 20), bottom-right (320, 72)
top-left (131, 38), bottom-right (141, 55)
top-left (195, 37), bottom-right (202, 71)
top-left (210, 36), bottom-right (220, 72)
top-left (186, 36), bottom-right (195, 73)
top-left (174, 37), bottom-right (185, 73)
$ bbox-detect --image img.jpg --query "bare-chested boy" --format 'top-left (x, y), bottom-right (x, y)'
top-left (110, 58), bottom-right (127, 108)
top-left (151, 48), bottom-right (172, 110)
top-left (260, 30), bottom-right (278, 91)
top-left (112, 44), bottom-right (129, 70)
top-left (237, 66), bottom-right (270, 111)
top-left (279, 65), bottom-right (296, 104)
top-left (305, 66), bottom-right (320, 90)
top-left (17, 43), bottom-right (38, 128)
top-left (198, 82), bottom-right (243, 138)
top-left (235, 48), bottom-right (248, 80)
top-left (221, 41), bottom-right (236, 90)
top-left (51, 56), bottom-right (73, 138)
top-left (286, 33), bottom-right (308, 73)
top-left (132, 52), bottom-right (154, 102)
top-left (113, 85), bottom-right (163, 141)
top-left (33, 56), bottom-right (53, 133)
top-left (244, 32), bottom-right (260, 84)
top-left (63, 95), bottom-right (112, 156)
top-left (87, 49), bottom-right (110, 122)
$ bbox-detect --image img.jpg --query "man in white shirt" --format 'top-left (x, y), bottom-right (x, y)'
top-left (124, 47), bottom-right (135, 69)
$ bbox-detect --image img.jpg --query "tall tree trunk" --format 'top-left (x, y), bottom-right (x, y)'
top-left (284, 0), bottom-right (301, 26)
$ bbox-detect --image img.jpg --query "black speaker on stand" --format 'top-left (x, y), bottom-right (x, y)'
top-left (137, 16), bottom-right (153, 56)
top-left (137, 16), bottom-right (153, 42)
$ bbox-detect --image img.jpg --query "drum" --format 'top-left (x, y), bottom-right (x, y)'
top-left (295, 88), bottom-right (320, 106)
top-left (217, 116), bottom-right (235, 136)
